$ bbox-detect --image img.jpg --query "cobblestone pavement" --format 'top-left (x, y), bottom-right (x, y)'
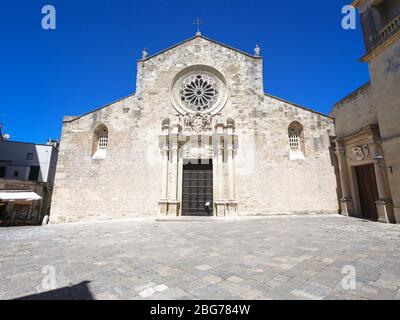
top-left (1, 215), bottom-right (400, 300)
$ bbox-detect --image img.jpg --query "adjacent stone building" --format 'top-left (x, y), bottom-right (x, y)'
top-left (50, 33), bottom-right (338, 223)
top-left (0, 137), bottom-right (59, 226)
top-left (332, 0), bottom-right (400, 223)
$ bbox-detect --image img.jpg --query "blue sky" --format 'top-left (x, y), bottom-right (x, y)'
top-left (0, 0), bottom-right (369, 143)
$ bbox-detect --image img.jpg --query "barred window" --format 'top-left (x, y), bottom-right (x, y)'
top-left (98, 129), bottom-right (108, 150)
top-left (92, 125), bottom-right (108, 160)
top-left (289, 130), bottom-right (300, 151)
top-left (288, 121), bottom-right (305, 159)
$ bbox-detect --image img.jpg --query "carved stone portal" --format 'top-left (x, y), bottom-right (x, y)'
top-left (352, 147), bottom-right (365, 161)
top-left (183, 112), bottom-right (212, 135)
top-left (159, 115), bottom-right (238, 217)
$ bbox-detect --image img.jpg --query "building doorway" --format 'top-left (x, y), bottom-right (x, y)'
top-left (355, 164), bottom-right (379, 220)
top-left (182, 159), bottom-right (213, 216)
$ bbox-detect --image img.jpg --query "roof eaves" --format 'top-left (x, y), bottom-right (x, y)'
top-left (0, 140), bottom-right (55, 148)
top-left (63, 92), bottom-right (136, 123)
top-left (332, 81), bottom-right (371, 107)
top-left (264, 93), bottom-right (333, 119)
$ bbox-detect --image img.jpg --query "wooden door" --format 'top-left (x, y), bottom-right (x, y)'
top-left (355, 164), bottom-right (379, 220)
top-left (182, 160), bottom-right (213, 216)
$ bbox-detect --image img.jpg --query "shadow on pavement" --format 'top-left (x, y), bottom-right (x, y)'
top-left (14, 281), bottom-right (94, 300)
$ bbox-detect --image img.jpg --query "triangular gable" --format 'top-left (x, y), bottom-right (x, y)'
top-left (140, 34), bottom-right (262, 62)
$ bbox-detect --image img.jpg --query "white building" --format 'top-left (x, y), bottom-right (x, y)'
top-left (0, 137), bottom-right (59, 226)
top-left (0, 140), bottom-right (58, 184)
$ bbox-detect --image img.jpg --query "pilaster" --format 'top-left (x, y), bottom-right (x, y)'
top-left (371, 142), bottom-right (395, 223)
top-left (335, 139), bottom-right (354, 216)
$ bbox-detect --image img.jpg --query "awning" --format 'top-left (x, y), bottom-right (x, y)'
top-left (0, 191), bottom-right (42, 201)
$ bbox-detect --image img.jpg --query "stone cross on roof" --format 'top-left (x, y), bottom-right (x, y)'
top-left (193, 18), bottom-right (204, 36)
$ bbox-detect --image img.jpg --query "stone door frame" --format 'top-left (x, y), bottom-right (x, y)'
top-left (180, 159), bottom-right (214, 217)
top-left (158, 116), bottom-right (238, 217)
top-left (335, 125), bottom-right (395, 223)
top-left (350, 162), bottom-right (379, 219)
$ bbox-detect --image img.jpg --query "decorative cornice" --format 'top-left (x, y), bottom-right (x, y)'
top-left (360, 30), bottom-right (400, 63)
top-left (341, 124), bottom-right (381, 144)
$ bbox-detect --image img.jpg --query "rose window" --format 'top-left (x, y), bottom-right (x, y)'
top-left (179, 74), bottom-right (219, 112)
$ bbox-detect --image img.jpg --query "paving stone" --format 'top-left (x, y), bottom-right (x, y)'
top-left (377, 273), bottom-right (400, 287)
top-left (202, 274), bottom-right (223, 284)
top-left (134, 282), bottom-right (156, 293)
top-left (227, 276), bottom-right (244, 283)
top-left (240, 289), bottom-right (266, 300)
top-left (1, 216), bottom-right (400, 300)
top-left (154, 284), bottom-right (168, 292)
top-left (195, 265), bottom-right (213, 271)
top-left (138, 287), bottom-right (156, 298)
top-left (375, 288), bottom-right (398, 300)
top-left (290, 282), bottom-right (331, 300)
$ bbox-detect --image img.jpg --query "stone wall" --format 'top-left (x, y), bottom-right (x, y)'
top-left (369, 40), bottom-right (400, 222)
top-left (235, 95), bottom-right (337, 215)
top-left (50, 35), bottom-right (338, 223)
top-left (331, 82), bottom-right (375, 138)
top-left (331, 33), bottom-right (400, 223)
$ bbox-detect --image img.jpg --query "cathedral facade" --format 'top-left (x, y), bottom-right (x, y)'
top-left (50, 34), bottom-right (338, 223)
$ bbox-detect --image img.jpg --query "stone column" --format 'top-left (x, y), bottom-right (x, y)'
top-left (158, 143), bottom-right (169, 215)
top-left (371, 143), bottom-right (389, 199)
top-left (227, 136), bottom-right (238, 215)
top-left (335, 140), bottom-right (353, 216)
top-left (161, 145), bottom-right (169, 199)
top-left (215, 137), bottom-right (226, 216)
top-left (168, 137), bottom-right (179, 216)
top-left (217, 143), bottom-right (224, 199)
top-left (227, 142), bottom-right (235, 200)
top-left (371, 142), bottom-right (395, 223)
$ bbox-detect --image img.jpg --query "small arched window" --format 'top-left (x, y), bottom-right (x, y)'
top-left (288, 121), bottom-right (305, 160)
top-left (98, 129), bottom-right (108, 150)
top-left (92, 125), bottom-right (108, 160)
